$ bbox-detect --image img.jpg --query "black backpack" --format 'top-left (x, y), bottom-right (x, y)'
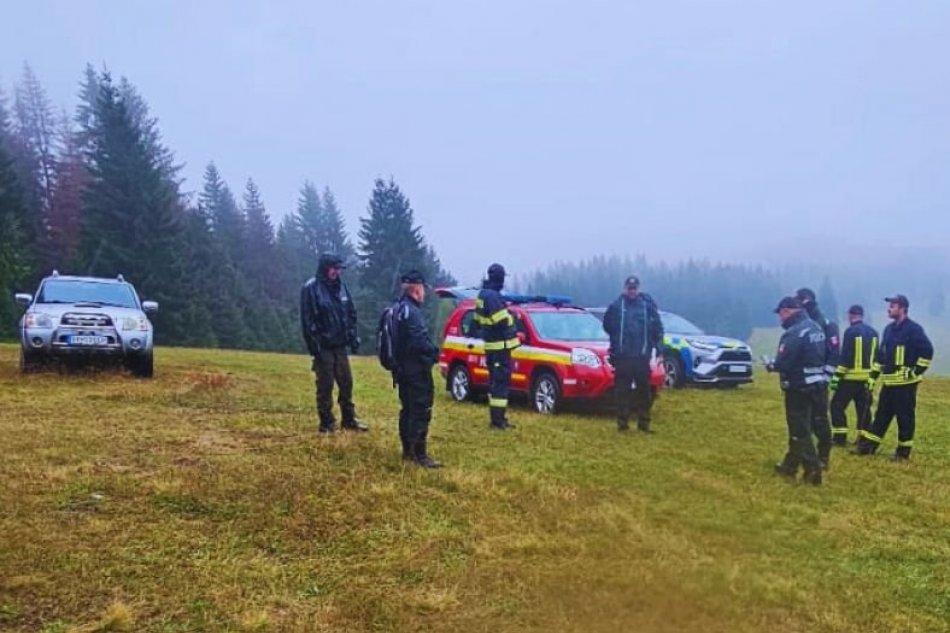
top-left (376, 300), bottom-right (402, 373)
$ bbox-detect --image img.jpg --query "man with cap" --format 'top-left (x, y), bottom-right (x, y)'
top-left (794, 287), bottom-right (837, 468)
top-left (393, 270), bottom-right (442, 467)
top-left (829, 305), bottom-right (878, 444)
top-left (300, 253), bottom-right (367, 434)
top-left (854, 295), bottom-right (934, 461)
top-left (602, 275), bottom-right (664, 433)
top-left (476, 263), bottom-right (520, 430)
top-left (765, 297), bottom-right (828, 485)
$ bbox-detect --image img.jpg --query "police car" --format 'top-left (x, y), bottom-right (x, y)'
top-left (437, 288), bottom-right (665, 414)
top-left (588, 308), bottom-right (754, 388)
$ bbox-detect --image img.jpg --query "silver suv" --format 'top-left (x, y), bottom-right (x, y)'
top-left (15, 272), bottom-right (158, 377)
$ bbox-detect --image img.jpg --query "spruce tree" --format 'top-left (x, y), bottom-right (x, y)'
top-left (0, 141), bottom-right (29, 339)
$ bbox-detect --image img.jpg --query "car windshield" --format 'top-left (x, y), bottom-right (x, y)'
top-left (37, 280), bottom-right (138, 308)
top-left (530, 311), bottom-right (609, 342)
top-left (661, 311), bottom-right (704, 335)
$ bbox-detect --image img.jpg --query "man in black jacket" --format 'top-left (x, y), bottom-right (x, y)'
top-left (795, 287), bottom-right (837, 468)
top-left (476, 263), bottom-right (520, 430)
top-left (766, 297), bottom-right (828, 485)
top-left (602, 275), bottom-right (664, 432)
top-left (300, 254), bottom-right (367, 434)
top-left (829, 305), bottom-right (878, 444)
top-left (394, 270), bottom-right (442, 468)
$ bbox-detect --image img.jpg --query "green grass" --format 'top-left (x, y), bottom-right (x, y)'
top-left (1, 343), bottom-right (948, 632)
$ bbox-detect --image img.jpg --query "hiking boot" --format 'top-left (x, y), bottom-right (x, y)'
top-left (774, 462), bottom-right (797, 479)
top-left (318, 425), bottom-right (336, 435)
top-left (802, 470), bottom-right (823, 486)
top-left (413, 441), bottom-right (443, 469)
top-left (342, 420), bottom-right (369, 432)
top-left (617, 418), bottom-right (630, 432)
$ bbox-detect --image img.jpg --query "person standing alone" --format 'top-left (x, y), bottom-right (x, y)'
top-left (476, 263), bottom-right (520, 430)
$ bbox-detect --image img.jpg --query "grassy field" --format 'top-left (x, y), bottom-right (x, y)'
top-left (1, 344), bottom-right (948, 633)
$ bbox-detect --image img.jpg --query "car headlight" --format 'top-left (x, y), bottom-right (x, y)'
top-left (25, 313), bottom-right (54, 329)
top-left (571, 348), bottom-right (602, 369)
top-left (686, 338), bottom-right (718, 352)
top-left (122, 316), bottom-right (148, 331)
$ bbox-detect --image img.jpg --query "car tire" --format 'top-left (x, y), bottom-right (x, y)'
top-left (19, 348), bottom-right (40, 373)
top-left (128, 353), bottom-right (154, 379)
top-left (530, 371), bottom-right (560, 415)
top-left (447, 364), bottom-right (472, 402)
top-left (663, 354), bottom-right (686, 388)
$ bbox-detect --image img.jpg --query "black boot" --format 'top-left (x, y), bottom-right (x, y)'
top-left (637, 419), bottom-right (653, 434)
top-left (318, 422), bottom-right (336, 435)
top-left (851, 438), bottom-right (878, 456)
top-left (401, 438), bottom-right (413, 461)
top-left (617, 418), bottom-right (630, 432)
top-left (774, 454), bottom-right (798, 479)
top-left (342, 419), bottom-right (369, 432)
top-left (802, 469), bottom-right (823, 486)
top-left (891, 445), bottom-right (912, 461)
top-left (489, 408), bottom-right (512, 430)
top-left (414, 441), bottom-right (442, 469)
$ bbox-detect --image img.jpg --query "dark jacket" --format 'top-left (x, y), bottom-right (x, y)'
top-left (300, 256), bottom-right (358, 355)
top-left (874, 317), bottom-right (934, 387)
top-left (835, 321), bottom-right (878, 381)
top-left (396, 294), bottom-right (439, 375)
top-left (476, 280), bottom-right (520, 351)
top-left (803, 302), bottom-right (840, 374)
top-left (773, 311), bottom-right (827, 390)
top-left (602, 293), bottom-right (664, 359)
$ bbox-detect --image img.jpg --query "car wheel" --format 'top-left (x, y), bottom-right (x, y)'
top-left (19, 348), bottom-right (40, 373)
top-left (663, 355), bottom-right (686, 388)
top-left (530, 371), bottom-right (560, 415)
top-left (129, 354), bottom-right (154, 379)
top-left (448, 364), bottom-right (472, 402)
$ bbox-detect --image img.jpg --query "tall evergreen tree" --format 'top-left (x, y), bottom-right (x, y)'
top-left (200, 162), bottom-right (244, 261)
top-left (242, 177), bottom-right (276, 289)
top-left (0, 141), bottom-right (30, 339)
top-left (321, 186), bottom-right (354, 262)
top-left (79, 71), bottom-right (188, 340)
top-left (47, 111), bottom-right (85, 269)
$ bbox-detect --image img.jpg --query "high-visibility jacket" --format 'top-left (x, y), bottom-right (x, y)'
top-left (834, 321), bottom-right (879, 382)
top-left (475, 286), bottom-right (520, 352)
top-left (871, 318), bottom-right (933, 387)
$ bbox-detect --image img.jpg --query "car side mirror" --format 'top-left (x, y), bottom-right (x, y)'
top-left (14, 293), bottom-right (32, 306)
top-left (142, 301), bottom-right (159, 313)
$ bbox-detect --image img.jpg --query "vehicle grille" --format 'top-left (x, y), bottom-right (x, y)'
top-left (720, 350), bottom-right (752, 362)
top-left (61, 313), bottom-right (113, 327)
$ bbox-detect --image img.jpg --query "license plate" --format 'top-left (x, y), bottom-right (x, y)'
top-left (69, 335), bottom-right (108, 346)
top-left (729, 365), bottom-right (749, 374)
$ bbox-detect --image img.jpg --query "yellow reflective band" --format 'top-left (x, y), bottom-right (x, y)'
top-left (475, 298), bottom-right (484, 309)
top-left (917, 358), bottom-right (932, 367)
top-left (872, 362), bottom-right (882, 372)
top-left (488, 308), bottom-right (511, 324)
top-left (842, 370), bottom-right (871, 381)
top-left (898, 440), bottom-right (914, 447)
top-left (860, 430), bottom-right (883, 443)
top-left (484, 338), bottom-right (521, 351)
top-left (870, 338), bottom-right (878, 368)
top-left (854, 336), bottom-right (863, 371)
top-left (896, 345), bottom-right (905, 367)
top-left (489, 397), bottom-right (508, 408)
top-left (835, 365), bottom-right (849, 374)
top-left (831, 428), bottom-right (848, 435)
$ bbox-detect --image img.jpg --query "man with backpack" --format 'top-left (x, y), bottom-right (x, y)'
top-left (379, 270), bottom-right (442, 468)
top-left (300, 254), bottom-right (368, 435)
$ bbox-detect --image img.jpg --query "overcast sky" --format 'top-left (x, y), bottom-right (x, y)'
top-left (2, 1), bottom-right (949, 283)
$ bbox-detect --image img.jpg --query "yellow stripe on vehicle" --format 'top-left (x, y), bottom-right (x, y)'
top-left (513, 347), bottom-right (572, 365)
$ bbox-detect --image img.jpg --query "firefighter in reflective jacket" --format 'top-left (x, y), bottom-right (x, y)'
top-left (829, 304), bottom-right (878, 444)
top-left (766, 297), bottom-right (828, 486)
top-left (795, 288), bottom-right (838, 468)
top-left (476, 263), bottom-right (520, 430)
top-left (854, 295), bottom-right (934, 460)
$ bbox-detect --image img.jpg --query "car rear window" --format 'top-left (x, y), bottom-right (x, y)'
top-left (529, 311), bottom-right (608, 342)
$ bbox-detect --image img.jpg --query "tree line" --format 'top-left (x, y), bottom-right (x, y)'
top-left (0, 63), bottom-right (454, 352)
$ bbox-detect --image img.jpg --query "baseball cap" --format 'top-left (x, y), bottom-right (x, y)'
top-left (624, 275), bottom-right (640, 288)
top-left (848, 304), bottom-right (864, 316)
top-left (774, 296), bottom-right (802, 313)
top-left (884, 294), bottom-right (909, 309)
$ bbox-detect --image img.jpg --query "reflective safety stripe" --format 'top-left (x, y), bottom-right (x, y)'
top-left (872, 361), bottom-right (882, 372)
top-left (860, 430), bottom-right (883, 443)
top-left (880, 371), bottom-right (921, 386)
top-left (831, 428), bottom-right (848, 435)
top-left (842, 370), bottom-right (871, 381)
top-left (917, 357), bottom-right (932, 367)
top-left (870, 338), bottom-right (878, 368)
top-left (898, 439), bottom-right (914, 447)
top-left (805, 375), bottom-right (827, 385)
top-left (489, 397), bottom-right (508, 408)
top-left (484, 338), bottom-right (521, 351)
top-left (803, 367), bottom-right (825, 374)
top-left (835, 365), bottom-right (849, 374)
top-left (854, 336), bottom-right (863, 372)
top-left (896, 345), bottom-right (905, 367)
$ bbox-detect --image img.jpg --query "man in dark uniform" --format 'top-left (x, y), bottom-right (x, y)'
top-left (766, 297), bottom-right (828, 485)
top-left (854, 295), bottom-right (934, 461)
top-left (829, 305), bottom-right (878, 445)
top-left (300, 254), bottom-right (367, 434)
top-left (394, 270), bottom-right (442, 468)
top-left (476, 263), bottom-right (520, 430)
top-left (602, 275), bottom-right (664, 433)
top-left (795, 288), bottom-right (837, 468)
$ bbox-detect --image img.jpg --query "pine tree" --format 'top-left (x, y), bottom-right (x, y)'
top-left (0, 141), bottom-right (30, 339)
top-left (47, 110), bottom-right (85, 268)
top-left (79, 71), bottom-right (188, 341)
top-left (200, 162), bottom-right (244, 262)
top-left (242, 178), bottom-right (276, 291)
top-left (321, 186), bottom-right (354, 262)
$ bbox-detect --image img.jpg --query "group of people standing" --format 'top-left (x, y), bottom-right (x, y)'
top-left (300, 254), bottom-right (934, 482)
top-left (767, 288), bottom-right (934, 486)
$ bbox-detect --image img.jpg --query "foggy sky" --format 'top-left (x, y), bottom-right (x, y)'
top-left (3, 1), bottom-right (949, 284)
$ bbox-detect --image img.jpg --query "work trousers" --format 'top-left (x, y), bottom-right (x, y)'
top-left (313, 347), bottom-right (356, 430)
top-left (613, 356), bottom-right (653, 430)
